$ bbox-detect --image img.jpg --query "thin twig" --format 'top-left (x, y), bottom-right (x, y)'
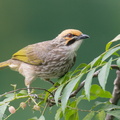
top-left (67, 105), bottom-right (96, 112)
top-left (0, 87), bottom-right (54, 98)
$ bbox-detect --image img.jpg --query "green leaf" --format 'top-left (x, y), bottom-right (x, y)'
top-left (95, 110), bottom-right (106, 120)
top-left (116, 57), bottom-right (120, 67)
top-left (54, 83), bottom-right (66, 106)
top-left (0, 103), bottom-right (8, 119)
top-left (107, 110), bottom-right (120, 119)
top-left (65, 101), bottom-right (79, 120)
top-left (94, 101), bottom-right (108, 107)
top-left (102, 104), bottom-right (120, 111)
top-left (105, 41), bottom-right (112, 51)
top-left (84, 68), bottom-right (96, 100)
top-left (61, 73), bottom-right (83, 112)
top-left (90, 56), bottom-right (102, 67)
top-left (98, 58), bottom-right (112, 90)
top-left (65, 110), bottom-right (79, 120)
top-left (83, 111), bottom-right (95, 120)
top-left (0, 94), bottom-right (14, 120)
top-left (82, 85), bottom-right (112, 100)
top-left (72, 63), bottom-right (87, 75)
top-left (90, 85), bottom-right (112, 100)
top-left (81, 64), bottom-right (91, 73)
top-left (113, 52), bottom-right (120, 57)
top-left (106, 34), bottom-right (120, 50)
top-left (4, 93), bottom-right (14, 98)
top-left (102, 46), bottom-right (120, 61)
top-left (77, 63), bottom-right (88, 68)
top-left (44, 86), bottom-right (55, 102)
top-left (58, 72), bottom-right (71, 84)
top-left (28, 117), bottom-right (38, 120)
top-left (91, 85), bottom-right (112, 99)
top-left (55, 108), bottom-right (63, 120)
top-left (38, 115), bottom-right (45, 120)
top-left (111, 34), bottom-right (120, 42)
top-left (75, 63), bottom-right (88, 71)
top-left (17, 90), bottom-right (27, 96)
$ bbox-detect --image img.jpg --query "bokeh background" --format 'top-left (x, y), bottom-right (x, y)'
top-left (0, 0), bottom-right (120, 119)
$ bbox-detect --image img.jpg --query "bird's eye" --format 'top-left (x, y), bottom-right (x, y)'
top-left (66, 33), bottom-right (74, 38)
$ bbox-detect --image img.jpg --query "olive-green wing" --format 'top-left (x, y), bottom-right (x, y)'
top-left (12, 45), bottom-right (43, 65)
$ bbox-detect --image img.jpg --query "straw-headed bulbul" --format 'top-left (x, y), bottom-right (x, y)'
top-left (0, 29), bottom-right (89, 93)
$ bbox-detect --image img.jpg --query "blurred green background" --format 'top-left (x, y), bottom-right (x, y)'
top-left (0, 0), bottom-right (120, 119)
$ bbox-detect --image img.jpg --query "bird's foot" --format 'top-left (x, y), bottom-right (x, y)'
top-left (29, 94), bottom-right (38, 99)
top-left (28, 94), bottom-right (39, 105)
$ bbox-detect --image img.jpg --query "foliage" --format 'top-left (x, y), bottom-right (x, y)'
top-left (0, 35), bottom-right (120, 120)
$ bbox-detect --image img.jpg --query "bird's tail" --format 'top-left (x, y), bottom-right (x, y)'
top-left (0, 60), bottom-right (11, 68)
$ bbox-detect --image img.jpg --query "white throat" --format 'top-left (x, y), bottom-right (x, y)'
top-left (69, 40), bottom-right (83, 53)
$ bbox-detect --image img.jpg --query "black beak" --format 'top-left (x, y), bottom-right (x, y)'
top-left (78, 34), bottom-right (90, 40)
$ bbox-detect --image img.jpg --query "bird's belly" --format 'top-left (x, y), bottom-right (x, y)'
top-left (11, 54), bottom-right (76, 80)
top-left (35, 59), bottom-right (74, 79)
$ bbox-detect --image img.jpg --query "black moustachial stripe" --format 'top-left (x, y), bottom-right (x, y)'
top-left (66, 39), bottom-right (76, 46)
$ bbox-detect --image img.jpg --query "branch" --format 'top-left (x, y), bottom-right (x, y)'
top-left (70, 65), bottom-right (120, 98)
top-left (106, 70), bottom-right (120, 120)
top-left (111, 64), bottom-right (120, 70)
top-left (70, 69), bottom-right (100, 98)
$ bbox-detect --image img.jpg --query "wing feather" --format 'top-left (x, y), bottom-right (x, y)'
top-left (12, 44), bottom-right (43, 65)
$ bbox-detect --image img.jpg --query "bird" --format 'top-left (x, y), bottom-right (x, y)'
top-left (0, 29), bottom-right (89, 94)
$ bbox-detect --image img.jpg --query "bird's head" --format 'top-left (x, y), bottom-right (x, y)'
top-left (55, 29), bottom-right (89, 51)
